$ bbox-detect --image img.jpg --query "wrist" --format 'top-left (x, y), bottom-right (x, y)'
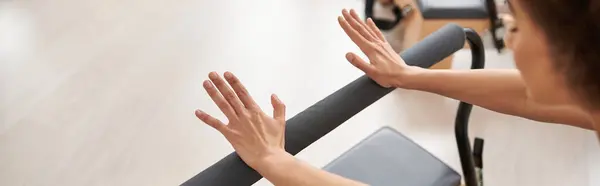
top-left (394, 66), bottom-right (428, 89)
top-left (250, 148), bottom-right (294, 172)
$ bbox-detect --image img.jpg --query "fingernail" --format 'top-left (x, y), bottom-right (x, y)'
top-left (346, 53), bottom-right (353, 60)
top-left (203, 80), bottom-right (212, 88)
top-left (195, 109), bottom-right (204, 117)
top-left (224, 71), bottom-right (233, 79)
top-left (208, 72), bottom-right (218, 79)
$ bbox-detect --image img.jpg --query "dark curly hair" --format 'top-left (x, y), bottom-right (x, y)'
top-left (515, 0), bottom-right (600, 109)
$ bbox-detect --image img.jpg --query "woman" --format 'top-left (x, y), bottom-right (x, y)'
top-left (194, 0), bottom-right (599, 185)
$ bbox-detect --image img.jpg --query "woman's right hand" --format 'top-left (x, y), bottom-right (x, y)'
top-left (338, 9), bottom-right (422, 88)
top-left (195, 72), bottom-right (288, 169)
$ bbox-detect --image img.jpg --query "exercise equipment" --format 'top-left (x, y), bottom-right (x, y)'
top-left (411, 0), bottom-right (505, 52)
top-left (324, 28), bottom-right (486, 186)
top-left (323, 127), bottom-right (461, 186)
top-left (369, 0), bottom-right (504, 69)
top-left (364, 0), bottom-right (413, 31)
top-left (182, 23), bottom-right (486, 186)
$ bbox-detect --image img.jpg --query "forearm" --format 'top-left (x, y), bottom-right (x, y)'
top-left (404, 69), bottom-right (526, 113)
top-left (402, 68), bottom-right (593, 129)
top-left (253, 150), bottom-right (367, 186)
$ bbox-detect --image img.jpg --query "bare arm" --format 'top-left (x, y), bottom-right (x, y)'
top-left (404, 69), bottom-right (594, 130)
top-left (337, 9), bottom-right (593, 130)
top-left (254, 150), bottom-right (367, 186)
top-left (195, 71), bottom-right (366, 186)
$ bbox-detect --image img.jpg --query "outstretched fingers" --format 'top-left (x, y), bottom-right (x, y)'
top-left (342, 9), bottom-right (376, 42)
top-left (195, 109), bottom-right (229, 134)
top-left (223, 72), bottom-right (260, 110)
top-left (366, 18), bottom-right (386, 41)
top-left (208, 72), bottom-right (246, 115)
top-left (345, 52), bottom-right (376, 74)
top-left (349, 9), bottom-right (379, 41)
top-left (271, 94), bottom-right (286, 120)
top-left (338, 15), bottom-right (372, 53)
top-left (203, 80), bottom-right (238, 119)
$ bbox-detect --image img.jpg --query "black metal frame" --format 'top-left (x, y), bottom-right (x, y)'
top-left (485, 0), bottom-right (506, 53)
top-left (456, 28), bottom-right (486, 186)
top-left (364, 0), bottom-right (413, 31)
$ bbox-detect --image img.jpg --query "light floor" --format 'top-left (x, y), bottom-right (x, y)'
top-left (1, 0), bottom-right (598, 185)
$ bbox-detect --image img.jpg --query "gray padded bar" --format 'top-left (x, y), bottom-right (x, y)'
top-left (181, 23), bottom-right (466, 186)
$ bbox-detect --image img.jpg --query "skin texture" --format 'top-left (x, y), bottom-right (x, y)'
top-left (506, 0), bottom-right (575, 106)
top-left (341, 7), bottom-right (595, 130)
top-left (196, 3), bottom-right (599, 185)
top-left (503, 0), bottom-right (599, 131)
top-left (195, 72), bottom-right (366, 186)
top-left (195, 71), bottom-right (286, 168)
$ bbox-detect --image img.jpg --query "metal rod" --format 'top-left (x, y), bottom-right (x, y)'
top-left (456, 28), bottom-right (485, 186)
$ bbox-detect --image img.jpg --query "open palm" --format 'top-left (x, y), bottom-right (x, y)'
top-left (338, 9), bottom-right (418, 88)
top-left (195, 72), bottom-right (286, 168)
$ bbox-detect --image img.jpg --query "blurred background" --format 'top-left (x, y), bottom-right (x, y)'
top-left (0, 0), bottom-right (598, 185)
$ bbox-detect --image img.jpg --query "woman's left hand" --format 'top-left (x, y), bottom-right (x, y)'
top-left (195, 72), bottom-right (287, 168)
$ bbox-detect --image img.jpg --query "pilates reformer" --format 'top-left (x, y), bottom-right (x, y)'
top-left (182, 24), bottom-right (487, 186)
top-left (366, 0), bottom-right (504, 70)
